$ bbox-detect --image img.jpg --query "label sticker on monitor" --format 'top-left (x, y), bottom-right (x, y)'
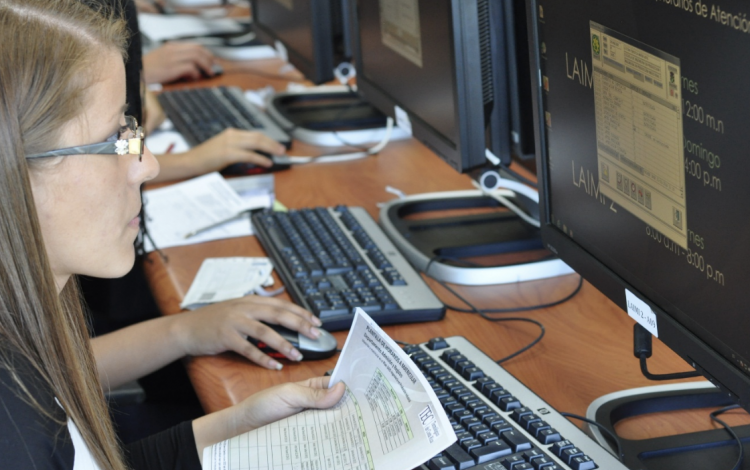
top-left (395, 105), bottom-right (413, 135)
top-left (626, 289), bottom-right (658, 337)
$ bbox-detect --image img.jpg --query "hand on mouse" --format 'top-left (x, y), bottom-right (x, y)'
top-left (151, 128), bottom-right (286, 183)
top-left (143, 42), bottom-right (217, 84)
top-left (173, 296), bottom-right (323, 370)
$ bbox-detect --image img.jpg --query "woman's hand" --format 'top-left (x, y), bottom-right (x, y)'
top-left (151, 128), bottom-right (287, 182)
top-left (173, 296), bottom-right (324, 370)
top-left (143, 42), bottom-right (217, 84)
top-left (235, 377), bottom-right (345, 431)
top-left (187, 128), bottom-right (286, 172)
top-left (193, 377), bottom-right (346, 459)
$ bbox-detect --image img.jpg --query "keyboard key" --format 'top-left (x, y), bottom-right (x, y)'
top-left (501, 454), bottom-right (527, 469)
top-left (501, 430), bottom-right (533, 452)
top-left (470, 440), bottom-right (512, 463)
top-left (498, 396), bottom-right (522, 411)
top-left (461, 439), bottom-right (482, 453)
top-left (528, 421), bottom-right (551, 438)
top-left (510, 407), bottom-right (534, 423)
top-left (429, 456), bottom-right (456, 470)
top-left (531, 456), bottom-right (556, 469)
top-left (443, 443), bottom-right (475, 470)
top-left (550, 440), bottom-right (574, 458)
top-left (476, 431), bottom-right (498, 445)
top-left (462, 367), bottom-right (485, 381)
top-left (490, 419), bottom-right (513, 434)
top-left (428, 337), bottom-right (450, 350)
top-left (520, 414), bottom-right (542, 431)
top-left (570, 455), bottom-right (597, 470)
top-left (561, 447), bottom-right (584, 465)
top-left (489, 388), bottom-right (512, 405)
top-left (537, 428), bottom-right (562, 445)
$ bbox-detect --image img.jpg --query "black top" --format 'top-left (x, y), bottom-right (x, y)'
top-left (0, 351), bottom-right (202, 469)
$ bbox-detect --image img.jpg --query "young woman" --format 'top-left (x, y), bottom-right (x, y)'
top-left (0, 1), bottom-right (344, 468)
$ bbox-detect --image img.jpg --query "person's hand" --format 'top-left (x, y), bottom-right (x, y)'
top-left (143, 42), bottom-right (217, 84)
top-left (184, 128), bottom-right (287, 173)
top-left (235, 377), bottom-right (346, 431)
top-left (172, 296), bottom-right (324, 370)
top-left (193, 377), bottom-right (346, 457)
top-left (135, 0), bottom-right (164, 14)
top-left (143, 90), bottom-right (166, 135)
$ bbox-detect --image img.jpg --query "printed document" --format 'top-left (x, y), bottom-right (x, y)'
top-left (143, 172), bottom-right (272, 252)
top-left (202, 309), bottom-right (456, 470)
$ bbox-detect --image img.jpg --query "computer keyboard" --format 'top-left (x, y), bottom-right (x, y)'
top-left (157, 86), bottom-right (291, 147)
top-left (251, 206), bottom-right (446, 331)
top-left (407, 336), bottom-right (627, 470)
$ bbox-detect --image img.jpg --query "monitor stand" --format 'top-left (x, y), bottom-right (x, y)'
top-left (587, 382), bottom-right (750, 469)
top-left (378, 189), bottom-right (573, 285)
top-left (265, 86), bottom-right (411, 147)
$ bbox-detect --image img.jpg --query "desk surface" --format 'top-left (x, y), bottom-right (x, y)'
top-left (144, 58), bottom-right (739, 443)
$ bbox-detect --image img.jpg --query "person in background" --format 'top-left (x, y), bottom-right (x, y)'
top-left (0, 0), bottom-right (344, 467)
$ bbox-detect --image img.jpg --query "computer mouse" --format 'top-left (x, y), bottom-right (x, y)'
top-left (249, 323), bottom-right (338, 360)
top-left (200, 63), bottom-right (224, 79)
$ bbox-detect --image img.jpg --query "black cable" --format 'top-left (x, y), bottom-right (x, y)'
top-left (427, 274), bottom-right (546, 364)
top-left (633, 324), bottom-right (701, 380)
top-left (559, 412), bottom-right (625, 462)
top-left (424, 256), bottom-right (584, 314)
top-left (709, 404), bottom-right (745, 470)
top-left (638, 354), bottom-right (701, 380)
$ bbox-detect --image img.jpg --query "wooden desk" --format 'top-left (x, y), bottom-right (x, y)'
top-left (145, 59), bottom-right (728, 442)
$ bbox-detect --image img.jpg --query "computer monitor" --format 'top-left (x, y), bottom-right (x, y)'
top-left (530, 0), bottom-right (750, 414)
top-left (250, 0), bottom-right (350, 84)
top-left (350, 0), bottom-right (534, 173)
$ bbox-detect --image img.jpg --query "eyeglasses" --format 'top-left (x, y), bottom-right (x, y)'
top-left (26, 116), bottom-right (144, 162)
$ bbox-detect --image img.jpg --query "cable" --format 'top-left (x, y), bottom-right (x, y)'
top-left (633, 324), bottom-right (701, 380)
top-left (422, 270), bottom-right (545, 364)
top-left (274, 116), bottom-right (394, 165)
top-left (710, 405), bottom-right (745, 470)
top-left (424, 256), bottom-right (584, 314)
top-left (559, 412), bottom-right (625, 462)
top-left (471, 179), bottom-right (540, 228)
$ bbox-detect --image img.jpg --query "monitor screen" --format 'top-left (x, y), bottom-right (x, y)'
top-left (531, 0), bottom-right (750, 405)
top-left (351, 0), bottom-right (533, 173)
top-left (251, 0), bottom-right (346, 84)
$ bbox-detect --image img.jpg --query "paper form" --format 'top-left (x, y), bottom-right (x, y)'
top-left (180, 257), bottom-right (274, 310)
top-left (202, 309), bottom-right (456, 470)
top-left (142, 172), bottom-right (272, 252)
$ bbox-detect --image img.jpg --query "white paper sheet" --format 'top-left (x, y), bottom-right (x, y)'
top-left (138, 13), bottom-right (244, 42)
top-left (142, 172), bottom-right (271, 252)
top-left (180, 257), bottom-right (274, 309)
top-left (202, 309), bottom-right (456, 470)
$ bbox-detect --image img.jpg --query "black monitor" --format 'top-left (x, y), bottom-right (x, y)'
top-left (530, 0), bottom-right (750, 421)
top-left (350, 0), bottom-right (534, 174)
top-left (251, 0), bottom-right (350, 84)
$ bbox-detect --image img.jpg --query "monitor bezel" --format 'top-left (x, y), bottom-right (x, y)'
top-left (348, 0), bottom-right (491, 173)
top-left (251, 0), bottom-right (338, 84)
top-left (526, 0), bottom-right (750, 410)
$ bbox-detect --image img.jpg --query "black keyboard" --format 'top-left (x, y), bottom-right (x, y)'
top-left (407, 336), bottom-right (627, 470)
top-left (251, 206), bottom-right (445, 331)
top-left (157, 86), bottom-right (291, 147)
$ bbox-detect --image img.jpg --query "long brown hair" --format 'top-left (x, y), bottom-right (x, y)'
top-left (0, 0), bottom-right (130, 468)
